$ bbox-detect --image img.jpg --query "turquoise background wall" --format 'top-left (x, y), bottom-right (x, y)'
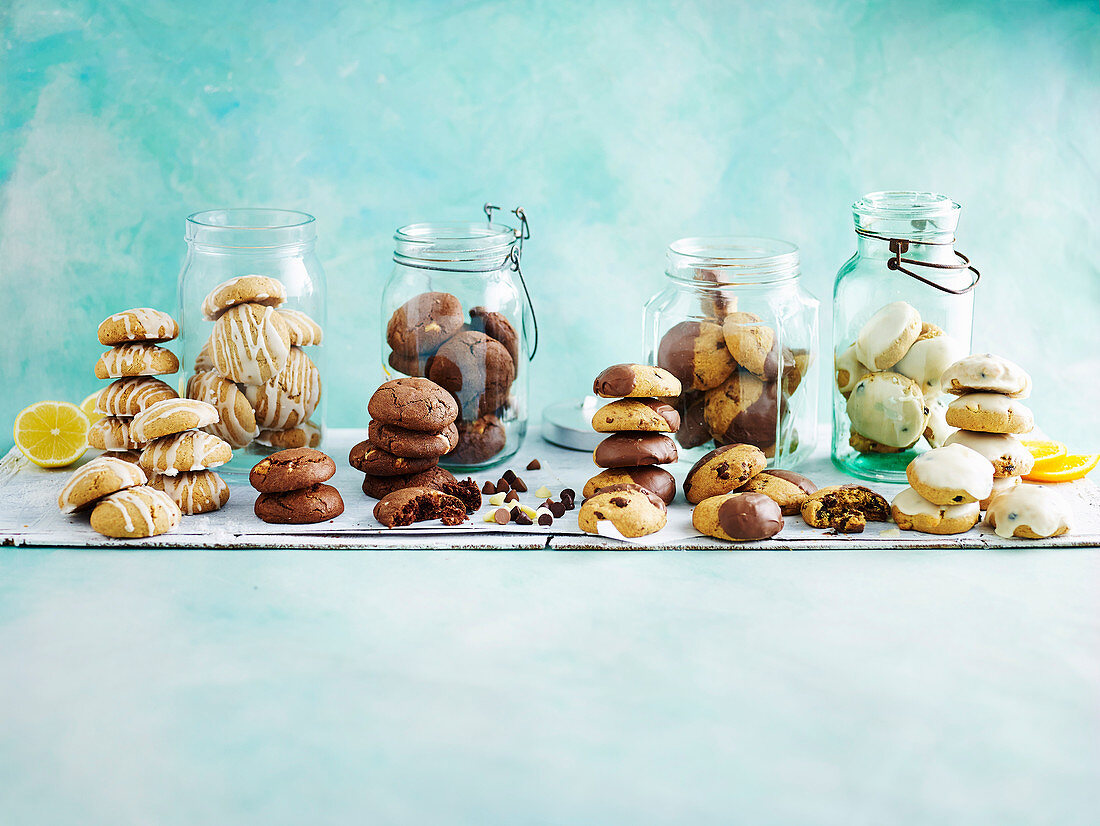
top-left (1, 0), bottom-right (1098, 449)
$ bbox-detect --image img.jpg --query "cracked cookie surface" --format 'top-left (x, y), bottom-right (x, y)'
top-left (367, 378), bottom-right (458, 432)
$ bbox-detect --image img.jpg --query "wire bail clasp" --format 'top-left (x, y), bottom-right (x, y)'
top-left (483, 203), bottom-right (538, 360)
top-left (856, 228), bottom-right (981, 296)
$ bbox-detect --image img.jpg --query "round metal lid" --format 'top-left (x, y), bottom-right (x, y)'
top-left (540, 398), bottom-right (604, 452)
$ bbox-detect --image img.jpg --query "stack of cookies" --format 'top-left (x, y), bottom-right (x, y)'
top-left (91, 308), bottom-right (182, 462)
top-left (250, 448), bottom-right (344, 524)
top-left (578, 364), bottom-right (681, 538)
top-left (57, 455), bottom-right (182, 539)
top-left (890, 443), bottom-right (994, 535)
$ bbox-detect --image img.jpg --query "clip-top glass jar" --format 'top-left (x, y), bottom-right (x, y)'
top-left (832, 191), bottom-right (979, 481)
top-left (644, 237), bottom-right (819, 467)
top-left (179, 208), bottom-right (327, 474)
top-left (381, 206), bottom-right (534, 469)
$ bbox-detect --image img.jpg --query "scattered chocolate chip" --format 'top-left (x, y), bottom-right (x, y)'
top-left (510, 505), bottom-right (521, 519)
top-left (537, 513), bottom-right (553, 526)
top-left (493, 508), bottom-right (510, 525)
top-left (560, 489), bottom-right (576, 509)
top-left (526, 459), bottom-right (541, 470)
top-left (482, 481), bottom-right (495, 495)
top-left (512, 476), bottom-right (528, 492)
top-left (505, 490), bottom-right (519, 502)
top-left (549, 501), bottom-right (566, 518)
top-left (514, 511), bottom-right (533, 526)
top-left (495, 479), bottom-right (509, 493)
top-left (543, 498), bottom-right (554, 508)
top-left (503, 469), bottom-right (517, 484)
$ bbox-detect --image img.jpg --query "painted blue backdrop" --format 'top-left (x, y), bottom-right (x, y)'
top-left (1, 0), bottom-right (1097, 448)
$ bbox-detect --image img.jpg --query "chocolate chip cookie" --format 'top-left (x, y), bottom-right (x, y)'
top-left (800, 485), bottom-right (890, 534)
top-left (739, 469), bottom-right (817, 515)
top-left (591, 398), bottom-right (681, 433)
top-left (682, 443), bottom-right (767, 504)
top-left (360, 466), bottom-right (481, 511)
top-left (578, 483), bottom-right (668, 538)
top-left (692, 492), bottom-right (784, 542)
top-left (428, 330), bottom-right (515, 419)
top-left (657, 320), bottom-right (736, 391)
top-left (704, 371), bottom-right (781, 447)
top-left (582, 466), bottom-right (677, 505)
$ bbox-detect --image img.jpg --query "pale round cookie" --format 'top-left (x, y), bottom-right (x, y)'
top-left (57, 456), bottom-right (148, 513)
top-left (139, 430), bottom-right (233, 476)
top-left (88, 417), bottom-right (141, 451)
top-left (849, 428), bottom-right (904, 454)
top-left (656, 321), bottom-right (737, 391)
top-left (846, 372), bottom-right (928, 448)
top-left (941, 353), bottom-right (1031, 398)
top-left (894, 325), bottom-right (965, 397)
top-left (682, 443), bottom-right (767, 504)
top-left (923, 398), bottom-right (955, 448)
top-left (186, 370), bottom-right (259, 448)
top-left (202, 275), bottom-right (287, 320)
top-left (578, 483), bottom-right (668, 538)
top-left (944, 430), bottom-right (1034, 478)
top-left (94, 344), bottom-right (179, 379)
top-left (592, 363), bottom-right (682, 399)
top-left (210, 303), bottom-right (292, 385)
top-left (835, 343), bottom-right (870, 397)
top-left (107, 450), bottom-right (143, 465)
top-left (96, 377), bottom-right (178, 417)
top-left (591, 398), bottom-right (680, 433)
top-left (149, 470), bottom-right (230, 515)
top-left (244, 347), bottom-right (321, 431)
top-left (855, 301), bottom-right (922, 371)
top-left (692, 492), bottom-right (784, 542)
top-left (131, 399), bottom-right (220, 443)
top-left (278, 309), bottom-right (323, 346)
top-left (257, 421), bottom-right (322, 449)
top-left (97, 308), bottom-right (179, 345)
top-left (891, 487), bottom-right (981, 535)
top-left (89, 486), bottom-right (181, 538)
top-left (984, 485), bottom-right (1071, 539)
top-left (980, 474), bottom-right (1021, 510)
top-left (944, 393), bottom-right (1034, 435)
top-left (906, 443), bottom-right (994, 506)
top-left (721, 312), bottom-right (775, 379)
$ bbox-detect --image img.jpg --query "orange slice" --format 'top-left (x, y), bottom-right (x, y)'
top-left (1024, 453), bottom-right (1100, 483)
top-left (13, 400), bottom-right (90, 467)
top-left (1020, 439), bottom-right (1066, 462)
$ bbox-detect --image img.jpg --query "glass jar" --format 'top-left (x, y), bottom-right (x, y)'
top-left (178, 208), bottom-right (327, 474)
top-left (380, 207), bottom-right (534, 470)
top-left (644, 237), bottom-right (819, 468)
top-left (832, 191), bottom-right (979, 481)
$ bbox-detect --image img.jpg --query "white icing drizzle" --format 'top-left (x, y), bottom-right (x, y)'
top-left (141, 430), bottom-right (231, 476)
top-left (846, 372), bottom-right (927, 448)
top-left (210, 304), bottom-right (290, 385)
top-left (895, 333), bottom-right (965, 396)
top-left (187, 370), bottom-right (259, 448)
top-left (57, 456), bottom-right (147, 513)
top-left (981, 474), bottom-right (1021, 509)
top-left (244, 347), bottom-right (321, 430)
top-left (103, 308), bottom-right (178, 342)
top-left (984, 485), bottom-right (1071, 539)
top-left (95, 486), bottom-right (180, 536)
top-left (202, 276), bottom-right (287, 320)
top-left (97, 344), bottom-right (176, 378)
top-left (908, 444), bottom-right (994, 501)
top-left (96, 377), bottom-right (177, 416)
top-left (278, 309), bottom-right (324, 346)
top-left (941, 353), bottom-right (1032, 398)
top-left (89, 417), bottom-right (140, 451)
top-left (150, 470), bottom-right (228, 515)
top-left (892, 486), bottom-right (980, 520)
top-left (855, 301), bottom-right (921, 370)
top-left (131, 399), bottom-right (220, 443)
top-left (947, 393), bottom-right (1034, 432)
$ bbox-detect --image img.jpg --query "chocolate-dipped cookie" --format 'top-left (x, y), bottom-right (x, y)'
top-left (578, 483), bottom-right (667, 538)
top-left (674, 390), bottom-right (711, 449)
top-left (739, 469), bottom-right (817, 515)
top-left (254, 483), bottom-right (345, 524)
top-left (386, 292), bottom-right (464, 356)
top-left (592, 364), bottom-right (682, 399)
top-left (582, 466), bottom-right (677, 505)
top-left (692, 491), bottom-right (784, 542)
top-left (368, 378), bottom-right (458, 432)
top-left (249, 448), bottom-right (337, 493)
top-left (592, 432), bottom-right (677, 468)
top-left (657, 320), bottom-right (736, 391)
top-left (682, 443), bottom-right (767, 504)
top-left (704, 370), bottom-right (781, 447)
top-left (591, 399), bottom-right (681, 433)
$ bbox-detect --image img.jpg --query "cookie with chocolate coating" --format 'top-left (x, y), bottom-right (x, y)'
top-left (592, 364), bottom-right (682, 399)
top-left (674, 391), bottom-right (711, 449)
top-left (682, 443), bottom-right (766, 504)
top-left (578, 484), bottom-right (667, 538)
top-left (704, 370), bottom-right (781, 447)
top-left (721, 312), bottom-right (776, 379)
top-left (693, 492), bottom-right (784, 542)
top-left (368, 378), bottom-right (458, 432)
top-left (591, 399), bottom-right (680, 433)
top-left (582, 466), bottom-right (677, 505)
top-left (386, 292), bottom-right (464, 357)
top-left (657, 321), bottom-right (736, 391)
top-left (592, 432), bottom-right (677, 468)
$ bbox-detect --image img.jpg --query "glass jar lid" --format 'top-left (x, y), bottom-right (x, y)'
top-left (394, 221), bottom-right (518, 270)
top-left (666, 236), bottom-right (800, 285)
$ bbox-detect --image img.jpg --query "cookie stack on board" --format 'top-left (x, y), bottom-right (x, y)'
top-left (250, 448), bottom-right (344, 524)
top-left (58, 456), bottom-right (181, 539)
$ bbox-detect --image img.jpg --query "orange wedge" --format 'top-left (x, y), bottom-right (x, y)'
top-left (1024, 453), bottom-right (1100, 483)
top-left (1019, 439), bottom-right (1066, 462)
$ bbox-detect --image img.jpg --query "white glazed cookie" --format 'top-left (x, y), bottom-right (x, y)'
top-left (923, 398), bottom-right (956, 448)
top-left (211, 303), bottom-right (292, 385)
top-left (194, 338), bottom-right (216, 372)
top-left (846, 371), bottom-right (928, 449)
top-left (906, 443), bottom-right (994, 506)
top-left (186, 370), bottom-right (259, 448)
top-left (131, 399), bottom-right (220, 443)
top-left (139, 430), bottom-right (233, 476)
top-left (945, 393), bottom-right (1034, 435)
top-left (202, 275), bottom-right (287, 320)
top-left (835, 343), bottom-right (869, 397)
top-left (96, 377), bottom-right (178, 417)
top-left (891, 487), bottom-right (981, 535)
top-left (89, 486), bottom-right (182, 538)
top-left (855, 301), bottom-right (922, 371)
top-left (94, 343), bottom-right (179, 379)
top-left (57, 456), bottom-right (148, 513)
top-left (257, 421), bottom-right (322, 449)
top-left (97, 308), bottom-right (179, 345)
top-left (894, 325), bottom-right (965, 397)
top-left (984, 485), bottom-right (1071, 539)
top-left (941, 353), bottom-right (1031, 398)
top-left (980, 474), bottom-right (1021, 510)
top-left (149, 469), bottom-right (230, 514)
top-left (88, 417), bottom-right (142, 451)
top-left (244, 347), bottom-right (321, 431)
top-left (278, 309), bottom-right (324, 346)
top-left (944, 430), bottom-right (1035, 478)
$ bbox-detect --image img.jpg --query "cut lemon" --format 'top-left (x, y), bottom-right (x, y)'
top-left (79, 391), bottom-right (104, 428)
top-left (1019, 439), bottom-right (1067, 462)
top-left (1024, 453), bottom-right (1100, 483)
top-left (13, 401), bottom-right (90, 468)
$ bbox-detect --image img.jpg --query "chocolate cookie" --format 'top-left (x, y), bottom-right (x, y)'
top-left (592, 364), bottom-right (682, 399)
top-left (739, 469), bottom-right (817, 515)
top-left (386, 292), bottom-right (464, 357)
top-left (374, 486), bottom-right (468, 527)
top-left (800, 485), bottom-right (890, 534)
top-left (657, 321), bottom-right (736, 391)
top-left (449, 414), bottom-right (507, 465)
top-left (428, 330), bottom-right (515, 419)
top-left (704, 371), bottom-right (781, 447)
top-left (591, 399), bottom-right (680, 433)
top-left (348, 440), bottom-right (438, 476)
top-left (582, 466), bottom-right (677, 505)
top-left (674, 390), bottom-right (711, 449)
top-left (468, 306), bottom-right (520, 365)
top-left (682, 443), bottom-right (767, 504)
top-left (592, 432), bottom-right (678, 468)
top-left (692, 492), bottom-right (784, 542)
top-left (254, 483), bottom-right (345, 524)
top-left (368, 378), bottom-right (459, 432)
top-left (249, 447), bottom-right (337, 493)
top-left (360, 466), bottom-right (481, 511)
top-left (368, 420), bottom-right (459, 459)
top-left (387, 349), bottom-right (433, 378)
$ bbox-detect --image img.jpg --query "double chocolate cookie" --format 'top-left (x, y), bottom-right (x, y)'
top-left (374, 487), bottom-right (468, 528)
top-left (428, 330), bottom-right (515, 419)
top-left (386, 292), bottom-right (464, 356)
top-left (250, 448), bottom-right (344, 524)
top-left (368, 378), bottom-right (458, 432)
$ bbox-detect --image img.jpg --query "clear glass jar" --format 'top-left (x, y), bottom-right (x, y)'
top-left (832, 191), bottom-right (978, 481)
top-left (644, 237), bottom-right (819, 468)
top-left (381, 209), bottom-right (533, 470)
top-left (178, 208), bottom-right (327, 474)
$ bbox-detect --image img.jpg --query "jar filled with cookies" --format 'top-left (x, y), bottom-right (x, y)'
top-left (381, 206), bottom-right (534, 469)
top-left (644, 237), bottom-right (819, 468)
top-left (178, 209), bottom-right (326, 472)
top-left (832, 191), bottom-right (979, 481)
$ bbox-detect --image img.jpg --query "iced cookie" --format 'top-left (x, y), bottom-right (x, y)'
top-left (149, 470), bottom-right (230, 515)
top-left (906, 443), bottom-right (993, 506)
top-left (984, 485), bottom-right (1071, 539)
top-left (277, 308), bottom-right (323, 346)
top-left (891, 487), bottom-right (980, 535)
top-left (373, 486), bottom-right (467, 527)
top-left (368, 378), bottom-right (459, 432)
top-left (58, 456), bottom-right (148, 513)
top-left (131, 399), bottom-right (219, 443)
top-left (210, 303), bottom-right (292, 385)
top-left (578, 484), bottom-right (667, 538)
top-left (980, 474), bottom-right (1021, 510)
top-left (944, 393), bottom-right (1034, 435)
top-left (244, 347), bottom-right (322, 431)
top-left (449, 414), bottom-right (507, 464)
top-left (202, 275), bottom-right (287, 320)
top-left (591, 399), bottom-right (681, 433)
top-left (849, 428), bottom-right (904, 454)
top-left (941, 354), bottom-right (1031, 398)
top-left (428, 330), bottom-right (515, 418)
top-left (682, 443), bottom-right (767, 505)
top-left (800, 485), bottom-right (890, 534)
top-left (923, 398), bottom-right (955, 448)
top-left (592, 363), bottom-right (682, 399)
top-left (894, 324), bottom-right (965, 397)
top-left (194, 339), bottom-right (216, 372)
top-left (855, 301), bottom-right (922, 371)
top-left (468, 306), bottom-right (520, 365)
top-left (704, 371), bottom-right (780, 446)
top-left (97, 377), bottom-right (178, 417)
top-left (186, 370), bottom-right (259, 448)
top-left (139, 430), bottom-right (233, 476)
top-left (249, 447), bottom-right (336, 493)
top-left (583, 467), bottom-right (676, 505)
top-left (89, 486), bottom-right (181, 538)
top-left (944, 430), bottom-right (1034, 478)
top-left (835, 344), bottom-right (869, 397)
top-left (386, 292), bottom-right (465, 357)
top-left (846, 372), bottom-right (927, 449)
top-left (94, 344), bottom-right (179, 379)
top-left (740, 469), bottom-right (817, 516)
top-left (692, 492), bottom-right (783, 542)
top-left (348, 441), bottom-right (438, 477)
top-left (368, 420), bottom-right (459, 459)
top-left (98, 308), bottom-right (178, 345)
top-left (256, 484), bottom-right (345, 525)
top-left (257, 421), bottom-right (322, 450)
top-left (593, 433), bottom-right (677, 468)
top-left (88, 417), bottom-right (141, 451)
top-left (721, 312), bottom-right (775, 379)
top-left (656, 321), bottom-right (736, 391)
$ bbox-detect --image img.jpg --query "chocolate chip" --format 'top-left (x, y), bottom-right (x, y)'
top-left (537, 514), bottom-right (553, 526)
top-left (503, 469), bottom-right (517, 484)
top-left (493, 508), bottom-right (510, 525)
top-left (512, 476), bottom-right (527, 492)
top-left (505, 490), bottom-right (519, 502)
top-left (549, 501), bottom-right (566, 518)
top-left (560, 489), bottom-right (576, 509)
top-left (482, 481), bottom-right (495, 495)
top-left (495, 479), bottom-right (509, 493)
top-left (509, 505), bottom-right (521, 519)
top-left (526, 459), bottom-right (541, 470)
top-left (514, 511), bottom-right (533, 526)
top-left (543, 498), bottom-right (554, 508)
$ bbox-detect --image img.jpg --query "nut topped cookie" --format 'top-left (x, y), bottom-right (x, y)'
top-left (58, 456), bottom-right (148, 513)
top-left (941, 354), bottom-right (1031, 398)
top-left (657, 321), bottom-right (736, 391)
top-left (944, 393), bottom-right (1034, 435)
top-left (592, 364), bottom-right (682, 399)
top-left (94, 344), bottom-right (180, 379)
top-left (578, 483), bottom-right (668, 538)
top-left (131, 399), bottom-right (219, 443)
top-left (368, 378), bottom-right (458, 432)
top-left (386, 292), bottom-right (465, 357)
top-left (855, 301), bottom-right (922, 371)
top-left (906, 443), bottom-right (993, 506)
top-left (682, 443), bottom-right (767, 504)
top-left (210, 303), bottom-right (292, 385)
top-left (591, 399), bottom-right (681, 433)
top-left (202, 275), bottom-right (287, 320)
top-left (98, 308), bottom-right (178, 345)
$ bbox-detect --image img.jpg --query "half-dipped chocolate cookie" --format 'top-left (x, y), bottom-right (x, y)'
top-left (592, 432), bottom-right (678, 468)
top-left (591, 399), bottom-right (681, 433)
top-left (582, 466), bottom-right (677, 505)
top-left (692, 492), bottom-right (784, 542)
top-left (592, 364), bottom-right (682, 399)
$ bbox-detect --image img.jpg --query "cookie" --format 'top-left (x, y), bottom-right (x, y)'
top-left (894, 325), bottom-right (965, 397)
top-left (592, 432), bottom-right (677, 469)
top-left (89, 486), bottom-right (182, 538)
top-left (97, 377), bottom-right (178, 417)
top-left (449, 414), bottom-right (507, 465)
top-left (944, 430), bottom-right (1034, 478)
top-left (984, 485), bottom-right (1071, 539)
top-left (800, 485), bottom-right (890, 534)
top-left (360, 466), bottom-right (481, 512)
top-left (782, 349), bottom-right (810, 396)
top-left (721, 312), bottom-right (776, 379)
top-left (257, 421), bottom-right (322, 450)
top-left (656, 322), bottom-right (736, 391)
top-left (249, 447), bottom-right (337, 493)
top-left (348, 440), bottom-right (438, 477)
top-left (373, 486), bottom-right (467, 527)
top-left (387, 349), bottom-right (433, 378)
top-left (923, 398), bottom-right (955, 448)
top-left (186, 370), bottom-right (259, 448)
top-left (834, 344), bottom-right (869, 397)
top-left (578, 484), bottom-right (667, 538)
top-left (739, 469), bottom-right (817, 516)
top-left (846, 372), bottom-right (927, 449)
top-left (210, 303), bottom-right (292, 385)
top-left (94, 344), bottom-right (179, 379)
top-left (97, 308), bottom-right (178, 345)
top-left (244, 347), bottom-right (322, 431)
top-left (944, 393), bottom-right (1034, 435)
top-left (695, 268), bottom-right (738, 319)
top-left (941, 354), bottom-right (1031, 398)
top-left (58, 456), bottom-right (148, 513)
top-left (674, 391), bottom-right (711, 449)
top-left (981, 474), bottom-right (1022, 510)
top-left (592, 363), bottom-right (683, 399)
top-left (368, 378), bottom-right (459, 433)
top-left (194, 339), bottom-right (216, 372)
top-left (591, 399), bottom-right (681, 433)
top-left (386, 292), bottom-right (464, 357)
top-left (105, 450), bottom-right (143, 465)
top-left (704, 371), bottom-right (781, 447)
top-left (582, 466), bottom-right (677, 505)
top-left (131, 399), bottom-right (219, 443)
top-left (277, 308), bottom-right (323, 346)
top-left (906, 443), bottom-right (994, 506)
top-left (88, 417), bottom-right (141, 451)
top-left (849, 428), bottom-right (904, 455)
top-left (202, 275), bottom-right (287, 320)
top-left (891, 487), bottom-right (981, 535)
top-left (367, 420), bottom-right (459, 459)
top-left (682, 443), bottom-right (767, 505)
top-left (692, 492), bottom-right (784, 542)
top-left (149, 470), bottom-right (230, 515)
top-left (854, 301), bottom-right (922, 371)
top-left (139, 430), bottom-right (233, 476)
top-left (468, 306), bottom-right (520, 365)
top-left (428, 330), bottom-right (515, 419)
top-left (255, 483), bottom-right (345, 524)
